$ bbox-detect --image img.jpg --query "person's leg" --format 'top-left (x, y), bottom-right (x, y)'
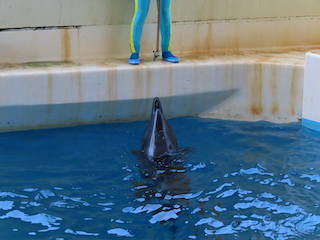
top-left (159, 0), bottom-right (171, 52)
top-left (159, 0), bottom-right (179, 63)
top-left (129, 0), bottom-right (151, 64)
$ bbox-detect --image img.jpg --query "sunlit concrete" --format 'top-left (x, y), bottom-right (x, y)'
top-left (0, 50), bottom-right (309, 132)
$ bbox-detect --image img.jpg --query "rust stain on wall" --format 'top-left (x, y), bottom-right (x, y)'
top-left (225, 63), bottom-right (236, 104)
top-left (205, 23), bottom-right (213, 52)
top-left (46, 73), bottom-right (54, 119)
top-left (192, 25), bottom-right (201, 53)
top-left (133, 67), bottom-right (144, 99)
top-left (47, 73), bottom-right (54, 104)
top-left (270, 66), bottom-right (279, 115)
top-left (61, 28), bottom-right (71, 61)
top-left (75, 71), bottom-right (83, 118)
top-left (232, 23), bottom-right (240, 53)
top-left (107, 68), bottom-right (118, 101)
top-left (250, 64), bottom-right (263, 115)
top-left (290, 67), bottom-right (298, 116)
top-left (77, 28), bottom-right (81, 59)
top-left (104, 67), bottom-right (119, 119)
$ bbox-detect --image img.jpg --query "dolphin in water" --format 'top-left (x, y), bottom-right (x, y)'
top-left (141, 97), bottom-right (178, 157)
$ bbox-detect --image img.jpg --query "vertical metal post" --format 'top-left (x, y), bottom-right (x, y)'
top-left (153, 0), bottom-right (161, 61)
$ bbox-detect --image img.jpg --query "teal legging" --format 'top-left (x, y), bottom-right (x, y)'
top-left (130, 0), bottom-right (172, 54)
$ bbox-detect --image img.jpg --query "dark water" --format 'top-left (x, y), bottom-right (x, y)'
top-left (0, 117), bottom-right (320, 239)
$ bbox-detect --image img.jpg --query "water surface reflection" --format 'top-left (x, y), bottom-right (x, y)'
top-left (0, 118), bottom-right (319, 239)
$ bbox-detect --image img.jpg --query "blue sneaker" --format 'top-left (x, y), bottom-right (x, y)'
top-left (162, 51), bottom-right (179, 63)
top-left (129, 53), bottom-right (140, 65)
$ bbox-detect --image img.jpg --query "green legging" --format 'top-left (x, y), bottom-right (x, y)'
top-left (130, 0), bottom-right (172, 54)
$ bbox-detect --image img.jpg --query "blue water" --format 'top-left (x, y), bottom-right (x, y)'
top-left (0, 117), bottom-right (320, 239)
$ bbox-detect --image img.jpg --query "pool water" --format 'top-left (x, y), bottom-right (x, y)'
top-left (0, 117), bottom-right (320, 239)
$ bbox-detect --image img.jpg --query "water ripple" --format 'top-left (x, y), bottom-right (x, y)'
top-left (0, 117), bottom-right (320, 239)
top-left (0, 210), bottom-right (61, 231)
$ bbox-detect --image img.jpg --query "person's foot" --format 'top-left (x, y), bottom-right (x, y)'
top-left (129, 53), bottom-right (140, 65)
top-left (162, 51), bottom-right (179, 63)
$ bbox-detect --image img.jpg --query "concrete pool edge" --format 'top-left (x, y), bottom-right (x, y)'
top-left (0, 50), bottom-right (314, 132)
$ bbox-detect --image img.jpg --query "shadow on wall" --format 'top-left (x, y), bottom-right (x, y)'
top-left (0, 89), bottom-right (239, 131)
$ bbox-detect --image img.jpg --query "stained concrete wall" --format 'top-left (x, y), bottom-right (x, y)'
top-left (0, 51), bottom-right (306, 132)
top-left (1, 0), bottom-right (320, 28)
top-left (0, 0), bottom-right (320, 63)
top-left (0, 1), bottom-right (317, 132)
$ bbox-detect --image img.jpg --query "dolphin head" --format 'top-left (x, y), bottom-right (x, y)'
top-left (141, 97), bottom-right (178, 157)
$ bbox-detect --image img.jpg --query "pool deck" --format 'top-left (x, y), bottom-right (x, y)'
top-left (0, 48), bottom-right (319, 132)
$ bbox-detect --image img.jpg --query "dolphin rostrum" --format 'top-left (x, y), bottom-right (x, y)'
top-left (141, 97), bottom-right (178, 157)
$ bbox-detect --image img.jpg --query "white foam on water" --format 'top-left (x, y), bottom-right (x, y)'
top-left (0, 192), bottom-right (28, 199)
top-left (0, 210), bottom-right (62, 231)
top-left (107, 228), bottom-right (134, 237)
top-left (0, 201), bottom-right (14, 210)
top-left (149, 208), bottom-right (181, 224)
top-left (65, 228), bottom-right (99, 236)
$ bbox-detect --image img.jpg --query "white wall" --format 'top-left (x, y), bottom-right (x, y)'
top-left (302, 51), bottom-right (320, 131)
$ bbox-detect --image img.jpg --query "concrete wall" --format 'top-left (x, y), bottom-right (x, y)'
top-left (0, 1), bottom-right (317, 132)
top-left (302, 51), bottom-right (320, 131)
top-left (1, 0), bottom-right (320, 28)
top-left (0, 0), bottom-right (320, 63)
top-left (0, 51), bottom-right (306, 132)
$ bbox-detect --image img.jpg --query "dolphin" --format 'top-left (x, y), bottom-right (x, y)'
top-left (141, 97), bottom-right (178, 157)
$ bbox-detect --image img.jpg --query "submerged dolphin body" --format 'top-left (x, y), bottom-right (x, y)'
top-left (141, 97), bottom-right (178, 157)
